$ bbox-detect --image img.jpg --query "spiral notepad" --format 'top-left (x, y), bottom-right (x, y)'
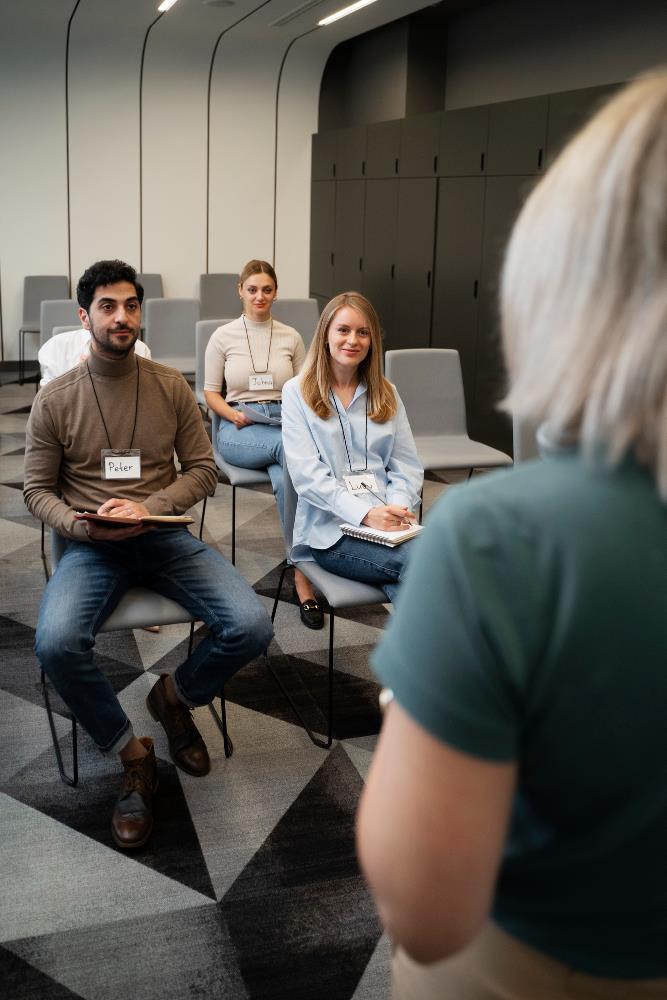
top-left (340, 522), bottom-right (423, 547)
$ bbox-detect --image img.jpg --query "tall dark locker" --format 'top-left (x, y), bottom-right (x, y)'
top-left (312, 131), bottom-right (337, 180)
top-left (333, 180), bottom-right (365, 294)
top-left (545, 84), bottom-right (617, 167)
top-left (398, 112), bottom-right (441, 177)
top-left (336, 126), bottom-right (367, 179)
top-left (439, 106), bottom-right (488, 177)
top-left (362, 179), bottom-right (399, 343)
top-left (392, 178), bottom-right (437, 351)
top-left (431, 177), bottom-right (485, 421)
top-left (309, 181), bottom-right (336, 299)
top-left (486, 96), bottom-right (548, 175)
top-left (476, 175), bottom-right (535, 451)
top-left (365, 120), bottom-right (401, 178)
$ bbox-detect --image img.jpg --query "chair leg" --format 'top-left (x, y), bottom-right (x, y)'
top-left (199, 495), bottom-right (207, 541)
top-left (270, 562), bottom-right (289, 623)
top-left (41, 670), bottom-right (78, 786)
top-left (231, 486), bottom-right (236, 565)
top-left (419, 487), bottom-right (424, 524)
top-left (208, 689), bottom-right (234, 757)
top-left (19, 329), bottom-right (25, 385)
top-left (467, 468), bottom-right (474, 480)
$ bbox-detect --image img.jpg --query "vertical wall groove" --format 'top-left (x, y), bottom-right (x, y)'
top-left (65, 0), bottom-right (83, 292)
top-left (139, 13), bottom-right (164, 271)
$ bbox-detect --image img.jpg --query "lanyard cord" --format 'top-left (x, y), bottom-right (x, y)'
top-left (242, 316), bottom-right (273, 374)
top-left (330, 389), bottom-right (368, 473)
top-left (86, 359), bottom-right (140, 451)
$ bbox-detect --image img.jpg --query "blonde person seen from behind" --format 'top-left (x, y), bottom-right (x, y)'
top-left (281, 292), bottom-right (423, 603)
top-left (357, 72), bottom-right (667, 999)
top-left (204, 260), bottom-right (324, 629)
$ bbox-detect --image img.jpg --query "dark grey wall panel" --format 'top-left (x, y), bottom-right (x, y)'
top-left (333, 180), bottom-right (365, 294)
top-left (439, 106), bottom-right (488, 176)
top-left (486, 96), bottom-right (548, 175)
top-left (336, 126), bottom-right (367, 180)
top-left (398, 111), bottom-right (441, 177)
top-left (392, 178), bottom-right (437, 351)
top-left (365, 120), bottom-right (401, 179)
top-left (310, 181), bottom-right (336, 298)
top-left (362, 179), bottom-right (399, 342)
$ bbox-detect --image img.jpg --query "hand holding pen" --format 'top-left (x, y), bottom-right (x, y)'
top-left (360, 482), bottom-right (416, 531)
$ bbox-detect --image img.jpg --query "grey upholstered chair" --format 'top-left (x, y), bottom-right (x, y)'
top-left (199, 273), bottom-right (239, 321)
top-left (38, 299), bottom-right (80, 347)
top-left (136, 273), bottom-right (163, 300)
top-left (41, 531), bottom-right (232, 787)
top-left (270, 457), bottom-right (387, 750)
top-left (143, 297), bottom-right (199, 372)
top-left (210, 412), bottom-right (271, 566)
top-left (18, 275), bottom-right (69, 383)
top-left (385, 348), bottom-right (512, 476)
top-left (195, 318), bottom-right (230, 409)
top-left (272, 298), bottom-right (319, 350)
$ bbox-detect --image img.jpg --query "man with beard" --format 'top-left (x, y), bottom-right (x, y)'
top-left (24, 259), bottom-right (272, 850)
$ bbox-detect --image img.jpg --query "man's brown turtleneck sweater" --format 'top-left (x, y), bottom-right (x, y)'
top-left (24, 350), bottom-right (217, 541)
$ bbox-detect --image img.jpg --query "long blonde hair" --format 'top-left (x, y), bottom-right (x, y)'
top-left (501, 70), bottom-right (667, 499)
top-left (300, 292), bottom-right (397, 422)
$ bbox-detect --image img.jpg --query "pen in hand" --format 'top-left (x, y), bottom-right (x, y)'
top-left (361, 482), bottom-right (413, 526)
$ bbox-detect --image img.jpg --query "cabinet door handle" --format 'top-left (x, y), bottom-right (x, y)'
top-left (391, 264), bottom-right (395, 279)
top-left (332, 162), bottom-right (336, 177)
top-left (433, 154), bottom-right (438, 173)
top-left (362, 160), bottom-right (366, 176)
top-left (537, 147), bottom-right (543, 170)
top-left (359, 257), bottom-right (363, 271)
top-left (427, 270), bottom-right (432, 289)
top-left (395, 158), bottom-right (399, 175)
top-left (480, 152), bottom-right (485, 172)
top-left (473, 279), bottom-right (478, 299)
top-left (331, 252), bottom-right (334, 266)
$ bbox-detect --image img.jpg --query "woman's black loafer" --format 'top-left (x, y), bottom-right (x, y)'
top-left (299, 599), bottom-right (324, 630)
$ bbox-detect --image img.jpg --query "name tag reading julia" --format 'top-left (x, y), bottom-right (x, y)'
top-left (101, 449), bottom-right (142, 480)
top-left (343, 473), bottom-right (378, 496)
top-left (248, 373), bottom-right (274, 391)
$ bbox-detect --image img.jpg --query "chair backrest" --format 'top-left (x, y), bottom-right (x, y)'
top-left (39, 300), bottom-right (80, 346)
top-left (51, 324), bottom-right (80, 339)
top-left (272, 298), bottom-right (319, 350)
top-left (199, 273), bottom-right (239, 320)
top-left (22, 276), bottom-right (69, 329)
top-left (143, 297), bottom-right (200, 371)
top-left (384, 348), bottom-right (468, 438)
top-left (512, 414), bottom-right (540, 462)
top-left (195, 318), bottom-right (230, 406)
top-left (136, 273), bottom-right (163, 300)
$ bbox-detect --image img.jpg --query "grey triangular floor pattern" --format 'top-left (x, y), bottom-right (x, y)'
top-left (0, 374), bottom-right (452, 999)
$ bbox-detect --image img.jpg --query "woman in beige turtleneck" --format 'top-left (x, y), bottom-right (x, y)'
top-left (204, 259), bottom-right (323, 629)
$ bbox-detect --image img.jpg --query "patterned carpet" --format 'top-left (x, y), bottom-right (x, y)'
top-left (0, 368), bottom-right (450, 1000)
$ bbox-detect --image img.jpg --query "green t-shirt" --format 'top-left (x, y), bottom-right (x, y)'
top-left (372, 452), bottom-right (667, 978)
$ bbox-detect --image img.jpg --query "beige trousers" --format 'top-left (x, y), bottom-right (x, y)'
top-left (392, 923), bottom-right (667, 1000)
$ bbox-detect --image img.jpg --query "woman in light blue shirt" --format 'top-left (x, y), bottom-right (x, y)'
top-left (282, 292), bottom-right (423, 604)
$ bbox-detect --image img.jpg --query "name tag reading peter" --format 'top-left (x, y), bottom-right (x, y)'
top-left (101, 449), bottom-right (142, 480)
top-left (248, 373), bottom-right (274, 391)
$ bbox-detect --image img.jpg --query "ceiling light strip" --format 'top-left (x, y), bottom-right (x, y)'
top-left (157, 0), bottom-right (179, 11)
top-left (318, 0), bottom-right (377, 25)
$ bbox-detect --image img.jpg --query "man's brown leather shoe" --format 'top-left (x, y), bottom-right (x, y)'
top-left (146, 674), bottom-right (211, 777)
top-left (111, 737), bottom-right (158, 850)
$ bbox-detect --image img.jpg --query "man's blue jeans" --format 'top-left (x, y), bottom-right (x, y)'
top-left (309, 535), bottom-right (416, 604)
top-left (216, 403), bottom-right (284, 525)
top-left (35, 527), bottom-right (273, 755)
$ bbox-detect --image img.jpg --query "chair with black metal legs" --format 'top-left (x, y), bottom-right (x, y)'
top-left (41, 531), bottom-right (233, 787)
top-left (269, 458), bottom-right (387, 750)
top-left (210, 411), bottom-right (271, 566)
top-left (18, 276), bottom-right (69, 384)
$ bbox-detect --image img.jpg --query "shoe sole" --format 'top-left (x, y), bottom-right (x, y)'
top-left (111, 777), bottom-right (159, 851)
top-left (146, 696), bottom-right (211, 777)
top-left (300, 614), bottom-right (325, 630)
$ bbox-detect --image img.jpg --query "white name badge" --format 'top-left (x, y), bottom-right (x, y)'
top-left (101, 449), bottom-right (142, 480)
top-left (249, 373), bottom-right (274, 391)
top-left (343, 473), bottom-right (378, 496)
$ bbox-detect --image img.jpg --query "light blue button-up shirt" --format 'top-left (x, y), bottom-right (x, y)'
top-left (282, 375), bottom-right (424, 560)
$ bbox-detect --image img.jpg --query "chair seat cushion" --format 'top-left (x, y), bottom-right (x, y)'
top-left (213, 449), bottom-right (272, 487)
top-left (415, 434), bottom-right (512, 471)
top-left (295, 560), bottom-right (387, 608)
top-left (99, 588), bottom-right (195, 632)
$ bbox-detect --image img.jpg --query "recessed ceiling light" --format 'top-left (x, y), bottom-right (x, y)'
top-left (318, 0), bottom-right (377, 25)
top-left (158, 0), bottom-right (180, 11)
top-left (202, 0), bottom-right (236, 6)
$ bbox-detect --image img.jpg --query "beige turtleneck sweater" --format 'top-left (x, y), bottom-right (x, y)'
top-left (24, 349), bottom-right (217, 541)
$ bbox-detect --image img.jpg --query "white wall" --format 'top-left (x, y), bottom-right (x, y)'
top-left (446, 0), bottom-right (667, 108)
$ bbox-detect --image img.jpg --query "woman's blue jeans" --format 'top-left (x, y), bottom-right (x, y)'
top-left (310, 534), bottom-right (416, 604)
top-left (216, 402), bottom-right (285, 525)
top-left (35, 527), bottom-right (273, 755)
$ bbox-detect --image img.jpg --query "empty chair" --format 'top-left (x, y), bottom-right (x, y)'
top-left (384, 348), bottom-right (512, 475)
top-left (272, 298), bottom-right (319, 350)
top-left (195, 319), bottom-right (229, 408)
top-left (136, 273), bottom-right (163, 300)
top-left (18, 275), bottom-right (69, 383)
top-left (199, 273), bottom-right (239, 320)
top-left (39, 299), bottom-right (81, 347)
top-left (143, 297), bottom-right (199, 372)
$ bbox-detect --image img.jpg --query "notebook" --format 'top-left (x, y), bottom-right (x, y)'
top-left (340, 522), bottom-right (423, 547)
top-left (75, 512), bottom-right (194, 527)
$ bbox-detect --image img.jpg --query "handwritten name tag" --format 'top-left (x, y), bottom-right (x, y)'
top-left (249, 373), bottom-right (274, 391)
top-left (101, 450), bottom-right (141, 480)
top-left (343, 473), bottom-right (378, 496)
